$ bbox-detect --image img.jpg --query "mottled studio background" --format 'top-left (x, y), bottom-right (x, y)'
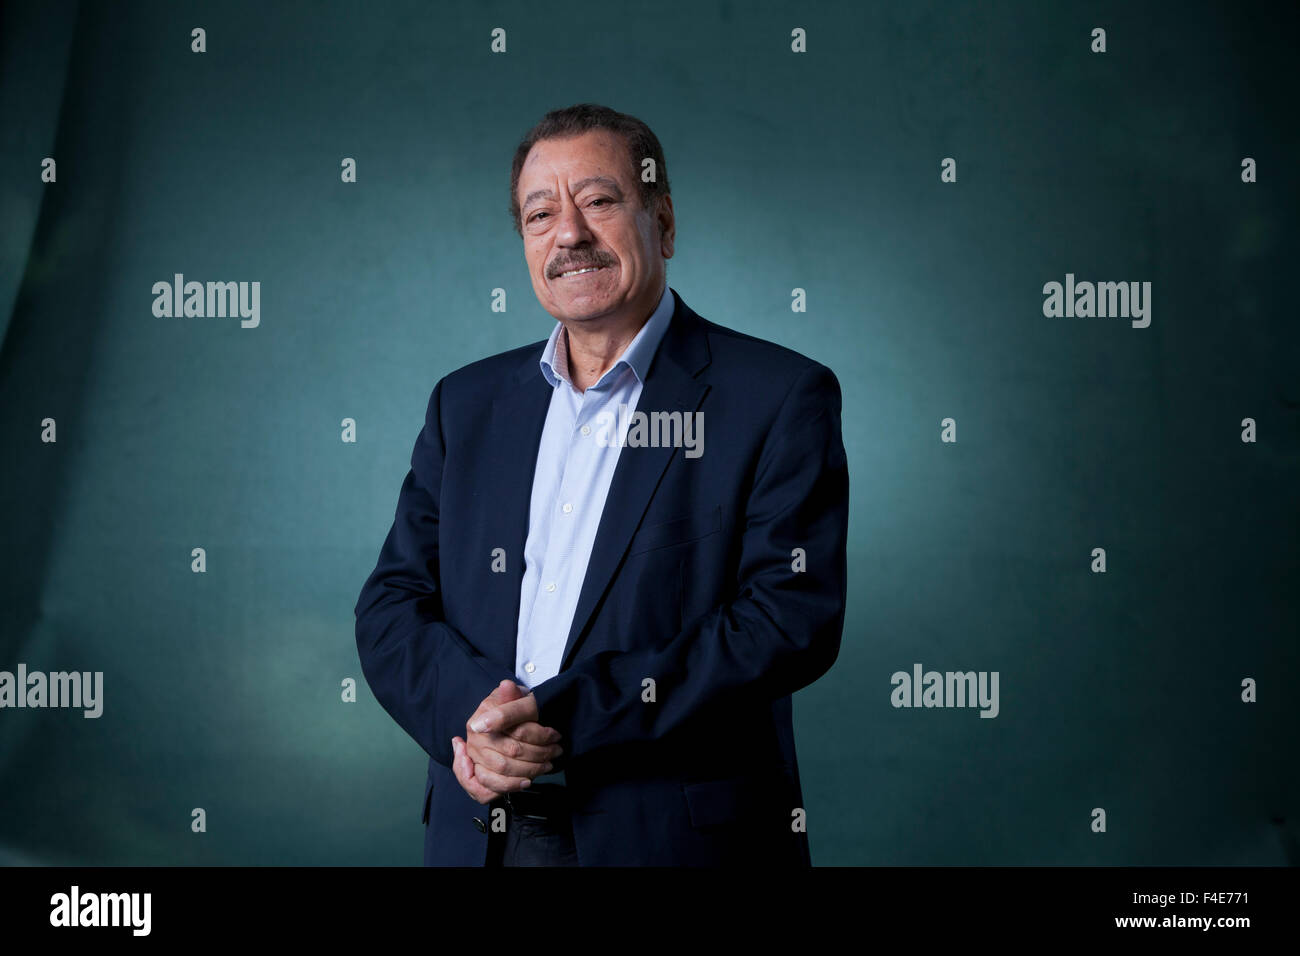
top-left (0, 0), bottom-right (1296, 865)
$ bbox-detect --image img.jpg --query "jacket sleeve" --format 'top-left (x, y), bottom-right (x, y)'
top-left (354, 378), bottom-right (517, 768)
top-left (530, 361), bottom-right (850, 761)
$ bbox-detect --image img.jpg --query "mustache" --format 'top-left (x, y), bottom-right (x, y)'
top-left (549, 255), bottom-right (613, 277)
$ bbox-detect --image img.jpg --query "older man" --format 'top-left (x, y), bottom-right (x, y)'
top-left (355, 103), bottom-right (849, 866)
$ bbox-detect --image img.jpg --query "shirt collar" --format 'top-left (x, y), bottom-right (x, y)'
top-left (539, 282), bottom-right (674, 391)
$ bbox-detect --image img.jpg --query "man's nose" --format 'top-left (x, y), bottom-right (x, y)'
top-left (554, 200), bottom-right (593, 244)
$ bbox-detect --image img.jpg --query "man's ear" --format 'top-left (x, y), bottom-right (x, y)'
top-left (656, 194), bottom-right (675, 258)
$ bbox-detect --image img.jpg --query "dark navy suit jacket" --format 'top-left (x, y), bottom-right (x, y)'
top-left (354, 287), bottom-right (849, 865)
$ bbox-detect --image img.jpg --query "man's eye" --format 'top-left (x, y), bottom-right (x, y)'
top-left (530, 198), bottom-right (609, 223)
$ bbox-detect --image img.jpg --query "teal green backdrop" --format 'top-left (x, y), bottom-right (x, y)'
top-left (1, 0), bottom-right (1295, 865)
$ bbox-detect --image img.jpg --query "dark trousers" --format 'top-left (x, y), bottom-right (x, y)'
top-left (486, 802), bottom-right (580, 867)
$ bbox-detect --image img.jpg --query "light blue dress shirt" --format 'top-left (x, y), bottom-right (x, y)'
top-left (514, 281), bottom-right (675, 691)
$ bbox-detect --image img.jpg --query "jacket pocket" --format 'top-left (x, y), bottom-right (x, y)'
top-left (421, 775), bottom-right (436, 825)
top-left (681, 767), bottom-right (797, 829)
top-left (627, 505), bottom-right (722, 556)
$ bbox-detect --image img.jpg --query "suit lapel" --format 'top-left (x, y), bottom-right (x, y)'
top-left (484, 289), bottom-right (713, 674)
top-left (558, 289), bottom-right (712, 669)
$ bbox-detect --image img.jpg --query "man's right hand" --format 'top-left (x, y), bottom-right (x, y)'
top-left (451, 679), bottom-right (563, 805)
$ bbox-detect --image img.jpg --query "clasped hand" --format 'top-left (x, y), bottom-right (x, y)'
top-left (451, 679), bottom-right (564, 804)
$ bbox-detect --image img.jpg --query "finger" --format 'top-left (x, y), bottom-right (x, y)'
top-left (489, 679), bottom-right (523, 703)
top-left (469, 697), bottom-right (535, 734)
top-left (473, 738), bottom-right (559, 764)
top-left (468, 681), bottom-right (516, 722)
top-left (466, 680), bottom-right (524, 732)
top-left (472, 729), bottom-right (560, 765)
top-left (471, 737), bottom-right (556, 778)
top-left (467, 738), bottom-right (559, 780)
top-left (478, 752), bottom-right (553, 780)
top-left (473, 762), bottom-right (533, 793)
top-left (502, 721), bottom-right (563, 746)
top-left (460, 749), bottom-right (499, 804)
top-left (452, 738), bottom-right (476, 794)
top-left (468, 707), bottom-right (501, 734)
top-left (452, 738), bottom-right (482, 796)
top-left (457, 736), bottom-right (530, 804)
top-left (452, 737), bottom-right (498, 805)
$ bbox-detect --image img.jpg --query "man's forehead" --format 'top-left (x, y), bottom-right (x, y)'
top-left (520, 134), bottom-right (630, 204)
top-left (525, 129), bottom-right (623, 165)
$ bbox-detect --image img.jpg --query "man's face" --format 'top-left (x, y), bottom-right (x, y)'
top-left (517, 129), bottom-right (674, 324)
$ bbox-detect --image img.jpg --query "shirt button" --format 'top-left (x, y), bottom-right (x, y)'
top-left (472, 817), bottom-right (487, 833)
top-left (562, 502), bottom-right (573, 514)
top-left (545, 582), bottom-right (557, 592)
top-left (524, 661), bottom-right (536, 674)
top-left (580, 425), bottom-right (591, 436)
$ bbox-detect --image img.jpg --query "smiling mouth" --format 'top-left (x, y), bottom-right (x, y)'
top-left (557, 265), bottom-right (606, 278)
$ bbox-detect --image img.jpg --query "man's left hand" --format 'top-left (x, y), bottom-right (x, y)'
top-left (450, 681), bottom-right (557, 804)
top-left (469, 689), bottom-right (540, 736)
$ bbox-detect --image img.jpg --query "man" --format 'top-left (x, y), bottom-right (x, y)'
top-left (354, 103), bottom-right (849, 866)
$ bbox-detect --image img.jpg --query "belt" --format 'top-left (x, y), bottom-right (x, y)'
top-left (504, 782), bottom-right (570, 821)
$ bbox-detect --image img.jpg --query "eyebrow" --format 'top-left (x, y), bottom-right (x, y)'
top-left (522, 176), bottom-right (625, 213)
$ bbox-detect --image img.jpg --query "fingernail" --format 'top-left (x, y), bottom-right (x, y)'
top-left (470, 718), bottom-right (487, 733)
top-left (544, 763), bottom-right (553, 773)
top-left (520, 778), bottom-right (530, 788)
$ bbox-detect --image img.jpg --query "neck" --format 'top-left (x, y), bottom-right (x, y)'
top-left (562, 283), bottom-right (664, 391)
